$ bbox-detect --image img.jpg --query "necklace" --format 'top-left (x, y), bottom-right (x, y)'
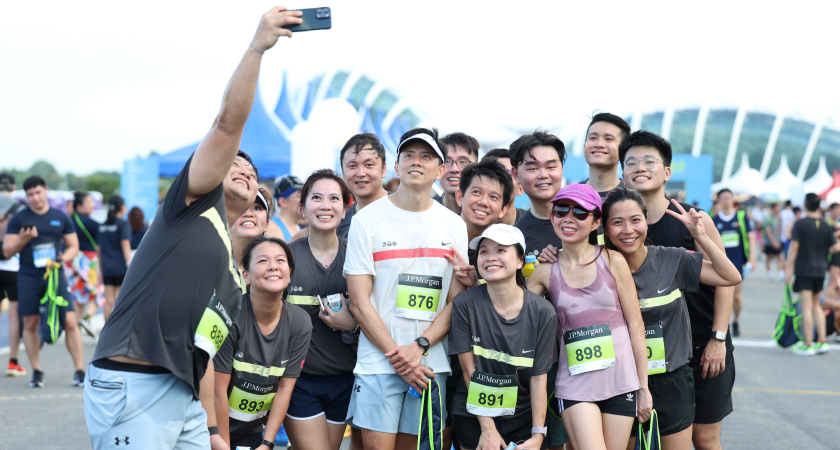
top-left (492, 299), bottom-right (517, 320)
top-left (308, 239), bottom-right (337, 269)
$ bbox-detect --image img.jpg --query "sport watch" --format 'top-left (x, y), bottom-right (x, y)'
top-left (261, 439), bottom-right (276, 449)
top-left (531, 427), bottom-right (548, 436)
top-left (711, 330), bottom-right (727, 341)
top-left (415, 337), bottom-right (430, 355)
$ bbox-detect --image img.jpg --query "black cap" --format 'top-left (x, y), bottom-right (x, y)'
top-left (274, 174), bottom-right (303, 199)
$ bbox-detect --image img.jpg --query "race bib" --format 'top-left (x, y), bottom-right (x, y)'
top-left (645, 324), bottom-right (666, 375)
top-left (396, 274), bottom-right (442, 321)
top-left (228, 375), bottom-right (278, 422)
top-left (564, 324), bottom-right (616, 376)
top-left (720, 230), bottom-right (740, 249)
top-left (466, 370), bottom-right (518, 417)
top-left (194, 294), bottom-right (234, 359)
top-left (33, 243), bottom-right (56, 269)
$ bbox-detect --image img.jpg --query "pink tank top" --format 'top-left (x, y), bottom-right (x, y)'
top-left (549, 247), bottom-right (640, 401)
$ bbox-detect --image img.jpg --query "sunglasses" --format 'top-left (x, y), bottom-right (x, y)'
top-left (552, 205), bottom-right (592, 220)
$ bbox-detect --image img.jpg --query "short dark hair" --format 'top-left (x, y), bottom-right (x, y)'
top-left (482, 148), bottom-right (510, 161)
top-left (619, 130), bottom-right (673, 168)
top-left (23, 176), bottom-right (47, 192)
top-left (441, 132), bottom-right (480, 160)
top-left (588, 112), bottom-right (631, 142)
top-left (784, 200), bottom-right (792, 207)
top-left (792, 206), bottom-right (802, 214)
top-left (716, 188), bottom-right (733, 198)
top-left (298, 169), bottom-right (352, 218)
top-left (128, 207), bottom-right (145, 233)
top-left (458, 159), bottom-right (513, 208)
top-left (237, 150), bottom-right (259, 179)
top-left (829, 203), bottom-right (840, 210)
top-left (73, 191), bottom-right (90, 210)
top-left (0, 173), bottom-right (14, 192)
top-left (340, 133), bottom-right (386, 167)
top-left (804, 193), bottom-right (821, 212)
top-left (509, 131), bottom-right (566, 168)
top-left (241, 235), bottom-right (295, 276)
top-left (398, 127), bottom-right (447, 163)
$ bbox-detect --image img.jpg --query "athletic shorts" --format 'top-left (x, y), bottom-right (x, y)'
top-left (763, 245), bottom-right (782, 256)
top-left (287, 373), bottom-right (354, 424)
top-left (546, 365), bottom-right (570, 446)
top-left (103, 275), bottom-right (125, 287)
top-left (346, 372), bottom-right (448, 435)
top-left (690, 346), bottom-right (735, 424)
top-left (831, 254), bottom-right (840, 268)
top-left (84, 362), bottom-right (210, 450)
top-left (553, 390), bottom-right (638, 418)
top-left (17, 272), bottom-right (71, 317)
top-left (631, 364), bottom-right (695, 437)
top-left (783, 241), bottom-right (791, 258)
top-left (793, 276), bottom-right (825, 294)
top-left (232, 433), bottom-right (263, 449)
top-left (0, 270), bottom-right (18, 301)
top-left (453, 413), bottom-right (549, 450)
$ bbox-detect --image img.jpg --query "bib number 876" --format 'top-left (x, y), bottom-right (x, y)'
top-left (477, 393), bottom-right (504, 406)
top-left (575, 345), bottom-right (603, 361)
top-left (238, 399), bottom-right (265, 413)
top-left (407, 294), bottom-right (434, 310)
top-left (209, 325), bottom-right (225, 347)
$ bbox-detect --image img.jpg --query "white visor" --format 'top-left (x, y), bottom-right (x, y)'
top-left (396, 133), bottom-right (446, 161)
top-left (469, 224), bottom-right (526, 252)
top-left (256, 190), bottom-right (270, 211)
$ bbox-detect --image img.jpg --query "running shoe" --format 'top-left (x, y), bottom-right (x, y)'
top-left (29, 370), bottom-right (45, 388)
top-left (6, 361), bottom-right (27, 377)
top-left (814, 342), bottom-right (830, 355)
top-left (791, 342), bottom-right (816, 356)
top-left (79, 315), bottom-right (97, 338)
top-left (834, 333), bottom-right (840, 343)
top-left (732, 322), bottom-right (741, 337)
top-left (73, 369), bottom-right (86, 387)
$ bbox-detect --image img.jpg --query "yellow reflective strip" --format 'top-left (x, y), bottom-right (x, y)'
top-left (473, 345), bottom-right (534, 368)
top-left (286, 295), bottom-right (321, 306)
top-left (638, 289), bottom-right (681, 309)
top-left (200, 208), bottom-right (241, 288)
top-left (232, 359), bottom-right (285, 377)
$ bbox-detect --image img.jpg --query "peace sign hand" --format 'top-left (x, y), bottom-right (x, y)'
top-left (663, 199), bottom-right (706, 239)
top-left (445, 246), bottom-right (478, 288)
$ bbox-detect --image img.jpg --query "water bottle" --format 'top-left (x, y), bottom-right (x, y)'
top-left (742, 262), bottom-right (752, 278)
top-left (407, 366), bottom-right (432, 398)
top-left (522, 255), bottom-right (539, 281)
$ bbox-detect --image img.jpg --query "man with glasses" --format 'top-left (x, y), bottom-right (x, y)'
top-left (621, 130), bottom-right (734, 450)
top-left (435, 133), bottom-right (480, 215)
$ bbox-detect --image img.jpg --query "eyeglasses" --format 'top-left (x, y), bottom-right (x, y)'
top-left (552, 205), bottom-right (592, 220)
top-left (624, 156), bottom-right (664, 171)
top-left (444, 159), bottom-right (472, 168)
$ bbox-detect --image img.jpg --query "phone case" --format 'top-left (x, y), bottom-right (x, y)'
top-left (284, 7), bottom-right (332, 32)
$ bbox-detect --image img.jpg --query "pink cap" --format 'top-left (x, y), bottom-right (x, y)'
top-left (552, 183), bottom-right (602, 212)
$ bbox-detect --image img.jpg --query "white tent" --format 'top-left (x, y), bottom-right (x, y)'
top-left (803, 155), bottom-right (833, 195)
top-left (763, 154), bottom-right (803, 203)
top-left (711, 153), bottom-right (767, 197)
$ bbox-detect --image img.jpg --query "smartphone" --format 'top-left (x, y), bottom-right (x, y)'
top-left (317, 295), bottom-right (327, 314)
top-left (21, 222), bottom-right (34, 230)
top-left (283, 7), bottom-right (331, 32)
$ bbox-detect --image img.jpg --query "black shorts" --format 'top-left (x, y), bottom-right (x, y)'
top-left (690, 346), bottom-right (735, 424)
top-left (232, 432), bottom-right (263, 450)
top-left (545, 365), bottom-right (570, 446)
top-left (763, 245), bottom-right (782, 256)
top-left (553, 390), bottom-right (638, 418)
top-left (631, 364), bottom-right (694, 437)
top-left (286, 373), bottom-right (354, 424)
top-left (831, 254), bottom-right (840, 268)
top-left (453, 413), bottom-right (549, 450)
top-left (0, 270), bottom-right (18, 301)
top-left (793, 276), bottom-right (825, 294)
top-left (103, 274), bottom-right (125, 286)
top-left (18, 272), bottom-right (71, 317)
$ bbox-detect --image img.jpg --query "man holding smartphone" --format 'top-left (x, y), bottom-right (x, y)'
top-left (3, 175), bottom-right (84, 389)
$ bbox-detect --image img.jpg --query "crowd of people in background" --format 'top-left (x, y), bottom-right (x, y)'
top-left (1, 7), bottom-right (839, 450)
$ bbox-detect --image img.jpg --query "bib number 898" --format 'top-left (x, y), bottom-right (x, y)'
top-left (209, 325), bottom-right (225, 347)
top-left (575, 345), bottom-right (603, 361)
top-left (407, 294), bottom-right (434, 310)
top-left (238, 399), bottom-right (265, 413)
top-left (477, 393), bottom-right (504, 406)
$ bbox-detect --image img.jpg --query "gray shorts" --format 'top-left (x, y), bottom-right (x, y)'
top-left (346, 372), bottom-right (448, 435)
top-left (84, 363), bottom-right (210, 450)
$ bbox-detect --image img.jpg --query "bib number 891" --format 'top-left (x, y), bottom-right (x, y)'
top-left (407, 294), bottom-right (434, 310)
top-left (238, 399), bottom-right (265, 413)
top-left (575, 345), bottom-right (603, 361)
top-left (477, 393), bottom-right (504, 406)
top-left (209, 325), bottom-right (225, 347)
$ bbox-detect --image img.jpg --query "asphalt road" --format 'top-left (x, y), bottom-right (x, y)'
top-left (1, 263), bottom-right (839, 449)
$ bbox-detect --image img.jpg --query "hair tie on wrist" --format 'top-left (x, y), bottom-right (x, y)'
top-left (249, 44), bottom-right (264, 55)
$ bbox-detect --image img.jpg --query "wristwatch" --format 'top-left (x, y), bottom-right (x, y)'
top-left (711, 330), bottom-right (727, 341)
top-left (261, 439), bottom-right (276, 449)
top-left (415, 337), bottom-right (430, 355)
top-left (531, 427), bottom-right (548, 436)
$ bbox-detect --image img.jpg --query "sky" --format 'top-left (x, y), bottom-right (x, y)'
top-left (2, 0), bottom-right (838, 175)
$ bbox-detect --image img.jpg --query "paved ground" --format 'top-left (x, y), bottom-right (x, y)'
top-left (1, 262), bottom-right (839, 449)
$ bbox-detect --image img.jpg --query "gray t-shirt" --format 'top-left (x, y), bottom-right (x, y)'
top-left (214, 295), bottom-right (312, 441)
top-left (631, 246), bottom-right (703, 372)
top-left (515, 209), bottom-right (562, 258)
top-left (287, 237), bottom-right (357, 376)
top-left (449, 285), bottom-right (557, 419)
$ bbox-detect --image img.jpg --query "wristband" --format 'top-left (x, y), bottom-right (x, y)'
top-left (208, 426), bottom-right (219, 436)
top-left (249, 44), bottom-right (265, 55)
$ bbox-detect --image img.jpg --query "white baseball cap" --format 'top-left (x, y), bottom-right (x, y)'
top-left (469, 224), bottom-right (526, 252)
top-left (396, 132), bottom-right (446, 161)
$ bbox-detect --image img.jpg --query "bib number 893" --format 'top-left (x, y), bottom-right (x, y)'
top-left (238, 399), bottom-right (265, 412)
top-left (209, 325), bottom-right (225, 347)
top-left (407, 294), bottom-right (434, 310)
top-left (477, 393), bottom-right (504, 406)
top-left (575, 345), bottom-right (603, 361)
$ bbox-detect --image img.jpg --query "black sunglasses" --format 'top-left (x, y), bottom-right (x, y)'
top-left (552, 205), bottom-right (592, 220)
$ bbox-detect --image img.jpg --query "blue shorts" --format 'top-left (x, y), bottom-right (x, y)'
top-left (17, 272), bottom-right (71, 317)
top-left (286, 373), bottom-right (354, 424)
top-left (84, 362), bottom-right (210, 450)
top-left (346, 372), bottom-right (448, 435)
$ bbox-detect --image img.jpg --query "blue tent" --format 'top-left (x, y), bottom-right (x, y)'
top-left (159, 87), bottom-right (293, 179)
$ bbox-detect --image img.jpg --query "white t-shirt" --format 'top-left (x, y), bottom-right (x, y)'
top-left (780, 209), bottom-right (794, 242)
top-left (344, 196), bottom-right (468, 375)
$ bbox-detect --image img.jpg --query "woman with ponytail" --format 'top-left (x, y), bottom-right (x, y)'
top-left (96, 195), bottom-right (132, 320)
